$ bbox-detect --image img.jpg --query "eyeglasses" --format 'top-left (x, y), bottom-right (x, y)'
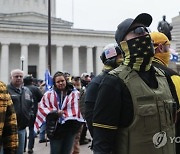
top-left (154, 41), bottom-right (170, 52)
top-left (129, 26), bottom-right (149, 35)
top-left (154, 41), bottom-right (167, 47)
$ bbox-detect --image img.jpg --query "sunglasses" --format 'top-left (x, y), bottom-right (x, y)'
top-left (129, 26), bottom-right (149, 35)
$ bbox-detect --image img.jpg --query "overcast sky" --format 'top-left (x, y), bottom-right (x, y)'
top-left (56, 0), bottom-right (180, 32)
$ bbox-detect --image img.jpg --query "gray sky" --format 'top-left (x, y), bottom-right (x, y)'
top-left (56, 0), bottom-right (180, 32)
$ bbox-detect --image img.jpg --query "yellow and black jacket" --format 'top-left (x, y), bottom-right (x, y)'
top-left (0, 81), bottom-right (18, 154)
top-left (152, 61), bottom-right (180, 104)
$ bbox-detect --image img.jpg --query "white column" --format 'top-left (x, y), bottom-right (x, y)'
top-left (0, 43), bottom-right (9, 84)
top-left (56, 45), bottom-right (63, 72)
top-left (72, 45), bottom-right (79, 76)
top-left (86, 46), bottom-right (93, 74)
top-left (21, 44), bottom-right (28, 75)
top-left (39, 45), bottom-right (46, 80)
top-left (96, 46), bottom-right (104, 75)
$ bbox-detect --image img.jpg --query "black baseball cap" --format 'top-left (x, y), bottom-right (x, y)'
top-left (115, 13), bottom-right (152, 45)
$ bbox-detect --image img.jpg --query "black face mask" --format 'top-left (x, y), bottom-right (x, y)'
top-left (120, 34), bottom-right (155, 72)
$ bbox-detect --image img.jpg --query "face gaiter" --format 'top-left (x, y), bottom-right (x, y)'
top-left (154, 51), bottom-right (170, 67)
top-left (120, 34), bottom-right (155, 72)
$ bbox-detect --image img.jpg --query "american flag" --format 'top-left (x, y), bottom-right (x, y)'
top-left (105, 48), bottom-right (117, 59)
top-left (34, 89), bottom-right (85, 133)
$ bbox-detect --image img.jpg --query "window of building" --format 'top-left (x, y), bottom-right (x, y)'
top-left (28, 65), bottom-right (37, 78)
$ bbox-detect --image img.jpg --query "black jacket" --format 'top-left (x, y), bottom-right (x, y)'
top-left (25, 85), bottom-right (43, 115)
top-left (7, 83), bottom-right (34, 130)
top-left (25, 84), bottom-right (43, 127)
top-left (92, 66), bottom-right (178, 154)
top-left (85, 70), bottom-right (109, 137)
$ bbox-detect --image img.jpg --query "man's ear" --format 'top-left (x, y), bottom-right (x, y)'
top-left (156, 44), bottom-right (164, 53)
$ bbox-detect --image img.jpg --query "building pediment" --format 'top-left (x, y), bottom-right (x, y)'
top-left (0, 12), bottom-right (73, 28)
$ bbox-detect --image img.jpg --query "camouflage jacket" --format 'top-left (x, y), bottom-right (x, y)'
top-left (0, 81), bottom-right (18, 154)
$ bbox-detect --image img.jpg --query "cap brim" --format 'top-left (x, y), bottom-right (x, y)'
top-left (115, 13), bottom-right (152, 45)
top-left (131, 13), bottom-right (152, 29)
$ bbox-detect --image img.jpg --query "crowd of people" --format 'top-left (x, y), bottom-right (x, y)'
top-left (0, 12), bottom-right (180, 154)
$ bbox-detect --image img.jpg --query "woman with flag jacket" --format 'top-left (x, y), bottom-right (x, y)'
top-left (34, 71), bottom-right (84, 154)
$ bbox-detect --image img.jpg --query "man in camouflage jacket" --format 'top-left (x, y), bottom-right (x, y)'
top-left (0, 81), bottom-right (18, 154)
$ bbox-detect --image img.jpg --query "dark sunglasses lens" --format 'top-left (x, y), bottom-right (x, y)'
top-left (134, 27), bottom-right (148, 35)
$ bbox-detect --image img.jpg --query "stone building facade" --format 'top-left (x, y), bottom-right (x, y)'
top-left (0, 0), bottom-right (180, 83)
top-left (0, 0), bottom-right (114, 83)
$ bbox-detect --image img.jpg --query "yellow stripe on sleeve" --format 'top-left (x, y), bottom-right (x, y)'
top-left (93, 123), bottom-right (118, 130)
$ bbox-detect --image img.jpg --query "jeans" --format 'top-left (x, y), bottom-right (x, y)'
top-left (72, 125), bottom-right (83, 154)
top-left (28, 126), bottom-right (35, 150)
top-left (50, 131), bottom-right (76, 154)
top-left (39, 122), bottom-right (46, 140)
top-left (0, 146), bottom-right (3, 154)
top-left (17, 129), bottom-right (26, 154)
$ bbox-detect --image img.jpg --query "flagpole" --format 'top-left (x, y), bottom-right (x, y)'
top-left (48, 0), bottom-right (51, 74)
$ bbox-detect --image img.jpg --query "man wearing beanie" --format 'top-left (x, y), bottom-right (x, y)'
top-left (85, 43), bottom-right (123, 138)
top-left (150, 31), bottom-right (180, 153)
top-left (150, 32), bottom-right (180, 102)
top-left (92, 13), bottom-right (178, 154)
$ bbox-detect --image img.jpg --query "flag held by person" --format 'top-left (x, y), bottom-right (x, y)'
top-left (34, 89), bottom-right (84, 133)
top-left (45, 69), bottom-right (53, 91)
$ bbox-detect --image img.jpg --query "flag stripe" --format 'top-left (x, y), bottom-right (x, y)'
top-left (34, 89), bottom-right (84, 132)
top-left (71, 93), bottom-right (76, 117)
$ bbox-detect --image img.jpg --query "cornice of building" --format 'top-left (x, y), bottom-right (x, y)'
top-left (0, 20), bottom-right (114, 38)
top-left (0, 12), bottom-right (73, 28)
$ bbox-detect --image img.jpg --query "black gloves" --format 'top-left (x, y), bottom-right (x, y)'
top-left (46, 110), bottom-right (59, 139)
